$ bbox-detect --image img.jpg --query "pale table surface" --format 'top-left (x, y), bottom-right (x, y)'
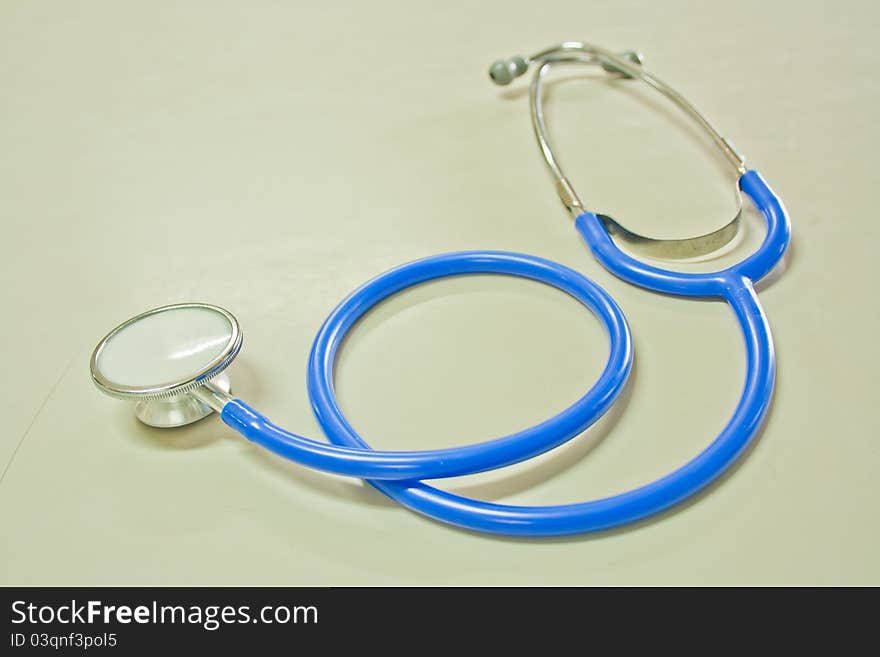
top-left (1, 1), bottom-right (877, 585)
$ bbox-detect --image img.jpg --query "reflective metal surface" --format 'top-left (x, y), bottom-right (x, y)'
top-left (190, 378), bottom-right (235, 414)
top-left (91, 303), bottom-right (242, 427)
top-left (90, 302), bottom-right (242, 401)
top-left (491, 41), bottom-right (747, 259)
top-left (597, 206), bottom-right (743, 261)
top-left (134, 373), bottom-right (232, 428)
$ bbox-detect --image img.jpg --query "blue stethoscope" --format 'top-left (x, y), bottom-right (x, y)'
top-left (91, 42), bottom-right (790, 537)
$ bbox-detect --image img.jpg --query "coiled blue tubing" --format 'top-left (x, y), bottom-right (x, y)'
top-left (222, 170), bottom-right (790, 536)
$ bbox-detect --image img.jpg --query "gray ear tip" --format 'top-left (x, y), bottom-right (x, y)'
top-left (489, 57), bottom-right (528, 86)
top-left (489, 60), bottom-right (513, 85)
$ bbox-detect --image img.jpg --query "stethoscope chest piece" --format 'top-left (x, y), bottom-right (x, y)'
top-left (90, 303), bottom-right (241, 428)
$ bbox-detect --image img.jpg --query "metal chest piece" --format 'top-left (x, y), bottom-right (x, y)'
top-left (90, 303), bottom-right (241, 427)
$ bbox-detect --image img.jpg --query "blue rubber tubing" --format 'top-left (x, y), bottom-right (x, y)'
top-left (222, 251), bottom-right (633, 481)
top-left (223, 170), bottom-right (790, 537)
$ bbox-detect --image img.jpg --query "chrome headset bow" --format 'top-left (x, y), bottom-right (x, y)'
top-left (91, 41), bottom-right (789, 537)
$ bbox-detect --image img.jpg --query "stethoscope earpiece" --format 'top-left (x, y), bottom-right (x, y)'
top-left (488, 47), bottom-right (644, 86)
top-left (488, 56), bottom-right (527, 85)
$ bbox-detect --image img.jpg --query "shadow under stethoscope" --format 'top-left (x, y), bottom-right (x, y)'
top-left (124, 269), bottom-right (790, 540)
top-left (124, 65), bottom-right (795, 537)
top-left (124, 223), bottom-right (794, 536)
top-left (459, 386), bottom-right (776, 545)
top-left (233, 340), bottom-right (775, 546)
top-left (225, 237), bottom-right (791, 539)
top-left (239, 357), bottom-right (638, 511)
top-left (236, 276), bottom-right (627, 510)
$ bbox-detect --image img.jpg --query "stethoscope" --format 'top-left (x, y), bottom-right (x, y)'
top-left (90, 41), bottom-right (790, 537)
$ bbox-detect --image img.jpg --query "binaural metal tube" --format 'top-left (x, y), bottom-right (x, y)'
top-left (491, 41), bottom-right (747, 218)
top-left (530, 43), bottom-right (746, 174)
